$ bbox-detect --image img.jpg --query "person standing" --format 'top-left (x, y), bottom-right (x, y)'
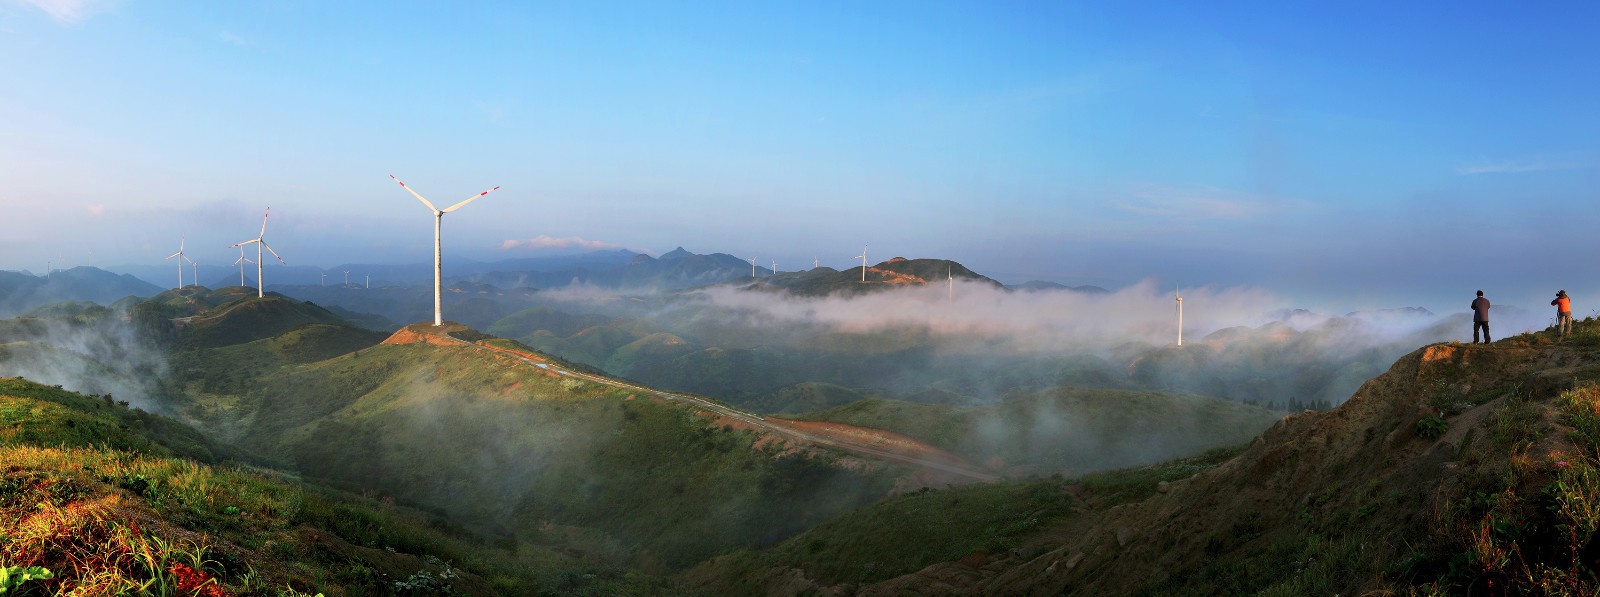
top-left (1472, 290), bottom-right (1492, 344)
top-left (1553, 290), bottom-right (1572, 339)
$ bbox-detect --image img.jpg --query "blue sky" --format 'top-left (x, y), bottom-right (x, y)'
top-left (1, 1), bottom-right (1596, 313)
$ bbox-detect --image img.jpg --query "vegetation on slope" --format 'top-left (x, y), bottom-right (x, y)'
top-left (0, 378), bottom-right (667, 596)
top-left (789, 388), bottom-right (1282, 475)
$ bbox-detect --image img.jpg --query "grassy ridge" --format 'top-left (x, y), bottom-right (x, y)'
top-left (165, 324), bottom-right (901, 573)
top-left (689, 445), bottom-right (1246, 590)
top-left (0, 378), bottom-right (667, 595)
top-left (789, 388), bottom-right (1282, 474)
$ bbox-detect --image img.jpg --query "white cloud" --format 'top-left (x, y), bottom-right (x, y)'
top-left (16, 0), bottom-right (115, 24)
top-left (500, 235), bottom-right (637, 252)
top-left (219, 30), bottom-right (247, 47)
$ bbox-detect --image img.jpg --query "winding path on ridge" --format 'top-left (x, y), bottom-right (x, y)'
top-left (398, 323), bottom-right (1000, 483)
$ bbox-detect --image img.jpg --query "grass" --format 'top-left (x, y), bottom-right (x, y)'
top-left (0, 378), bottom-right (675, 596)
top-left (697, 443), bottom-right (1248, 590)
top-left (789, 389), bottom-right (1281, 475)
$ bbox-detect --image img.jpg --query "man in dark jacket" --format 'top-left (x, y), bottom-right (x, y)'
top-left (1472, 290), bottom-right (1491, 344)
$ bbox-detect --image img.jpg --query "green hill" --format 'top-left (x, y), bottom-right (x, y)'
top-left (689, 318), bottom-right (1600, 595)
top-left (165, 323), bottom-right (902, 572)
top-left (789, 388), bottom-right (1282, 475)
top-left (177, 294), bottom-right (357, 348)
top-left (0, 378), bottom-right (659, 595)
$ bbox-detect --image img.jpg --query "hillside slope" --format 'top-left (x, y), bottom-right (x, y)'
top-left (710, 319), bottom-right (1600, 594)
top-left (0, 378), bottom-right (661, 596)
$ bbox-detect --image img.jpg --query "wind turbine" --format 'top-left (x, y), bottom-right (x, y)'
top-left (365, 274), bottom-right (370, 289)
top-left (190, 260), bottom-right (199, 289)
top-left (343, 270), bottom-right (350, 286)
top-left (164, 236), bottom-right (190, 289)
top-left (749, 257), bottom-right (757, 278)
top-left (1176, 285), bottom-right (1184, 347)
top-left (948, 266), bottom-right (953, 303)
top-left (233, 246), bottom-right (255, 287)
top-left (390, 175), bottom-right (500, 326)
top-left (320, 272), bottom-right (326, 287)
top-left (771, 260), bottom-right (777, 276)
top-left (230, 207), bottom-right (286, 298)
top-left (813, 256), bottom-right (819, 269)
top-left (853, 243), bottom-right (869, 282)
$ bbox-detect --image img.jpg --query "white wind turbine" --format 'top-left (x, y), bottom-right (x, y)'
top-left (320, 272), bottom-right (326, 287)
top-left (948, 266), bottom-right (953, 303)
top-left (190, 260), bottom-right (199, 289)
top-left (164, 236), bottom-right (193, 290)
top-left (230, 207), bottom-right (286, 298)
top-left (233, 246), bottom-right (255, 287)
top-left (813, 256), bottom-right (819, 269)
top-left (364, 274), bottom-right (370, 289)
top-left (749, 257), bottom-right (757, 278)
top-left (390, 175), bottom-right (500, 326)
top-left (343, 270), bottom-right (350, 286)
top-left (853, 243), bottom-right (869, 282)
top-left (1176, 285), bottom-right (1184, 347)
top-left (771, 260), bottom-right (777, 276)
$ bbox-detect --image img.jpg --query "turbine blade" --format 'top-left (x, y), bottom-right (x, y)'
top-left (390, 175), bottom-right (440, 212)
top-left (441, 185), bottom-right (500, 213)
top-left (165, 252), bottom-right (181, 260)
top-left (229, 239), bottom-right (260, 248)
top-left (259, 207), bottom-right (271, 238)
top-left (183, 255), bottom-right (196, 265)
top-left (261, 242), bottom-right (287, 265)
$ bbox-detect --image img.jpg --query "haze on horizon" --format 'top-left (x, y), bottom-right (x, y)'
top-left (2, 1), bottom-right (1596, 315)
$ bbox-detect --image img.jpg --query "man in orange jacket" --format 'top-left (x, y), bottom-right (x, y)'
top-left (1553, 290), bottom-right (1572, 339)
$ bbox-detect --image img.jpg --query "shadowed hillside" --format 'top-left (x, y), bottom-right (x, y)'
top-left (690, 318), bottom-right (1600, 595)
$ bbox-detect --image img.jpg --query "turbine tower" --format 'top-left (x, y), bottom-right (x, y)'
top-left (233, 246), bottom-right (255, 287)
top-left (190, 260), bottom-right (199, 289)
top-left (229, 207), bottom-right (286, 298)
top-left (813, 256), bottom-right (819, 269)
top-left (343, 270), bottom-right (350, 286)
top-left (749, 257), bottom-right (757, 278)
top-left (364, 274), bottom-right (370, 289)
top-left (320, 272), bottom-right (326, 287)
top-left (1176, 285), bottom-right (1184, 347)
top-left (853, 243), bottom-right (869, 282)
top-left (948, 266), bottom-right (953, 303)
top-left (390, 175), bottom-right (500, 326)
top-left (771, 260), bottom-right (777, 276)
top-left (164, 236), bottom-right (190, 289)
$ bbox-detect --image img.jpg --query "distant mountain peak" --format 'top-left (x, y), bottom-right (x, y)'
top-left (660, 247), bottom-right (695, 261)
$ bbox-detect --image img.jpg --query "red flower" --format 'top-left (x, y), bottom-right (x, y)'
top-left (167, 562), bottom-right (226, 596)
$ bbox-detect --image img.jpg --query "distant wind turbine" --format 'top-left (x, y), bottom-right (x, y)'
top-left (190, 260), bottom-right (199, 289)
top-left (1176, 285), bottom-right (1184, 347)
top-left (229, 207), bottom-right (286, 298)
top-left (771, 260), bottom-right (777, 276)
top-left (320, 272), bottom-right (326, 287)
top-left (233, 246), bottom-right (255, 287)
top-left (948, 266), bottom-right (953, 303)
top-left (364, 274), bottom-right (370, 289)
top-left (813, 256), bottom-right (819, 269)
top-left (390, 175), bottom-right (500, 326)
top-left (343, 270), bottom-right (350, 286)
top-left (749, 257), bottom-right (757, 278)
top-left (853, 243), bottom-right (869, 282)
top-left (164, 236), bottom-right (191, 289)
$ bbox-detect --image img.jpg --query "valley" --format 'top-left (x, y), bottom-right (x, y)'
top-left (1, 262), bottom-right (1590, 595)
